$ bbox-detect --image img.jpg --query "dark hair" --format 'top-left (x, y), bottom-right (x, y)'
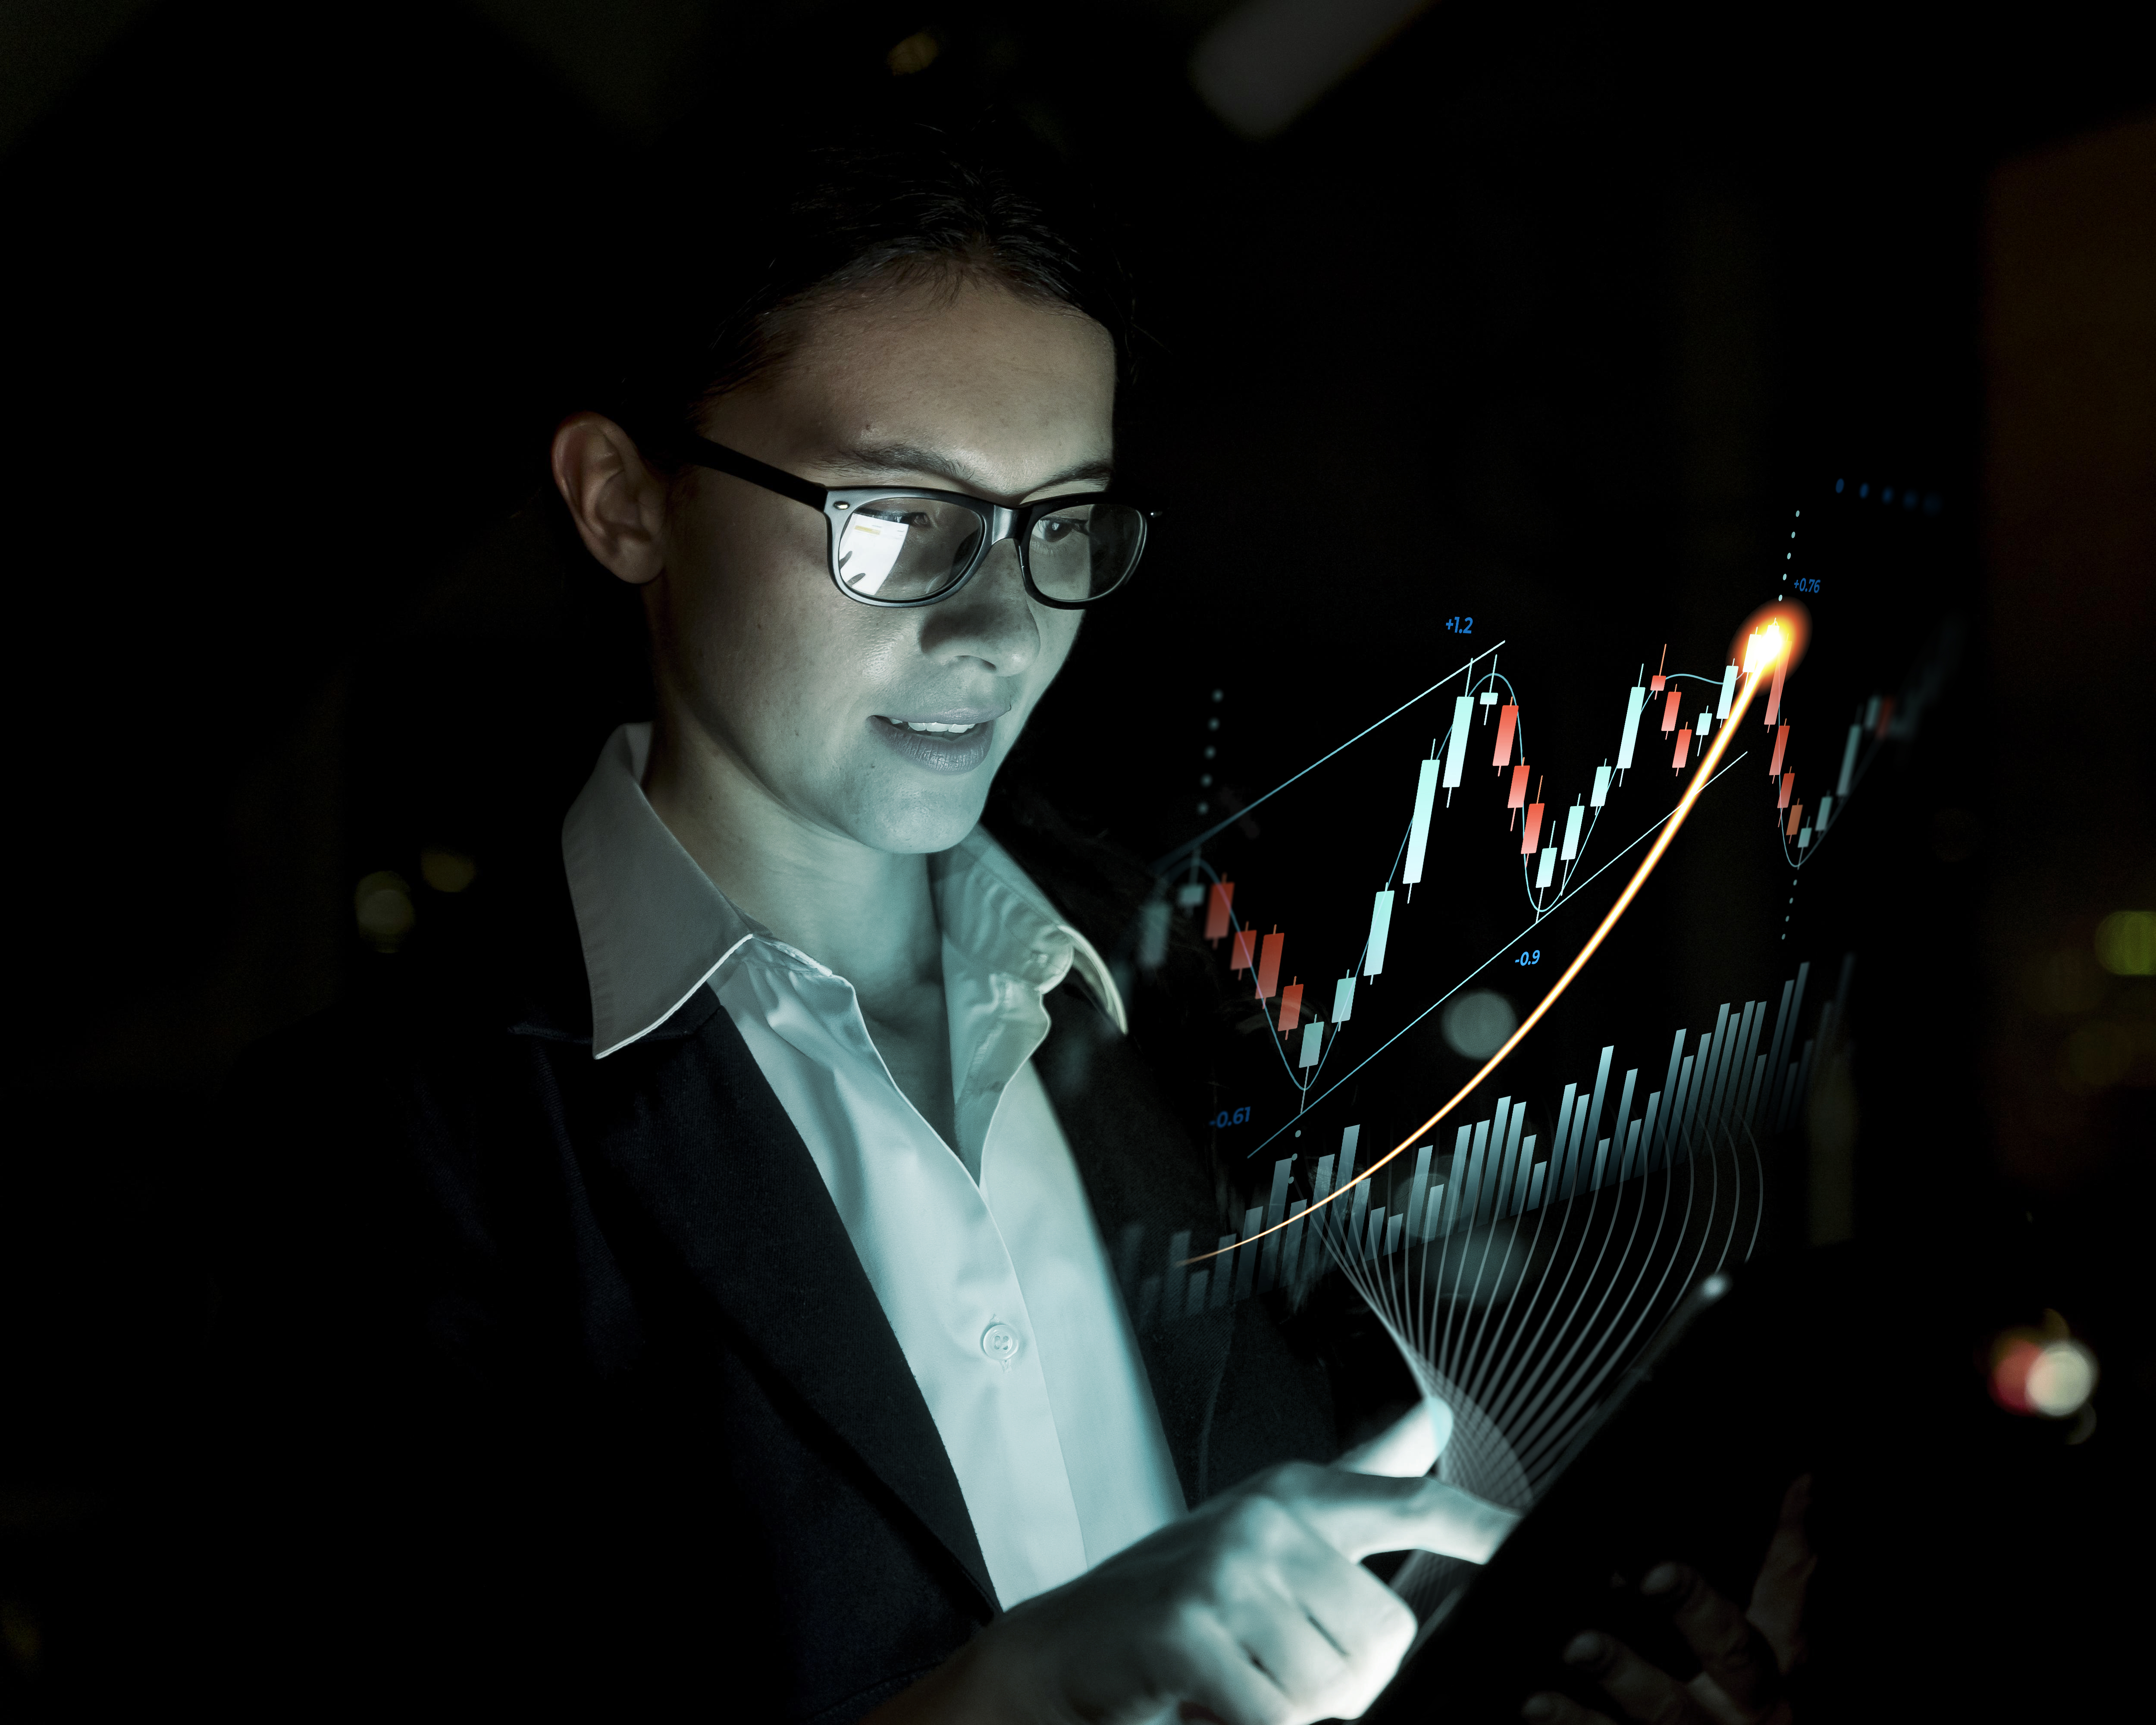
top-left (601, 121), bottom-right (1129, 457)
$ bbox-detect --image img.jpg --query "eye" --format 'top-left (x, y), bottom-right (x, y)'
top-left (865, 508), bottom-right (934, 529)
top-left (1035, 517), bottom-right (1086, 544)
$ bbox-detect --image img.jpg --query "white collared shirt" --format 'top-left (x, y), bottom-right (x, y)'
top-left (562, 723), bottom-right (1185, 1607)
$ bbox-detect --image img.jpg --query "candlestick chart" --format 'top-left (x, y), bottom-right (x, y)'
top-left (1101, 474), bottom-right (1959, 1552)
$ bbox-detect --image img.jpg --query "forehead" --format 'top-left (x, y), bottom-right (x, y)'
top-left (748, 275), bottom-right (1116, 484)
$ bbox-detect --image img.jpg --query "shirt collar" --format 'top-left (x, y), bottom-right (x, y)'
top-left (562, 722), bottom-right (1127, 1060)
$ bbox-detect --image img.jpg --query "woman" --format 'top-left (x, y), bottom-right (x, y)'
top-left (219, 125), bottom-right (1807, 1725)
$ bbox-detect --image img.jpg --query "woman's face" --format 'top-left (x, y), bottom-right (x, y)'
top-left (647, 276), bottom-right (1118, 856)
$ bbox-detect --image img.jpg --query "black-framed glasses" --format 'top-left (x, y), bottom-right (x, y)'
top-left (675, 433), bottom-right (1153, 609)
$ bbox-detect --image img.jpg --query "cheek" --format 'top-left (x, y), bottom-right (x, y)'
top-left (672, 540), bottom-right (905, 754)
top-left (714, 590), bottom-right (887, 736)
top-left (670, 512), bottom-right (813, 696)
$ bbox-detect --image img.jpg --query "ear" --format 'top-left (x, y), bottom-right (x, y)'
top-left (551, 412), bottom-right (668, 586)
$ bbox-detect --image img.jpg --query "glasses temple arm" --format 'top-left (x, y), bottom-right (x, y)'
top-left (675, 433), bottom-right (830, 511)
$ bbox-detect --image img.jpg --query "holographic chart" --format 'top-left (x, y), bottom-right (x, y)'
top-left (1093, 473), bottom-right (1960, 1547)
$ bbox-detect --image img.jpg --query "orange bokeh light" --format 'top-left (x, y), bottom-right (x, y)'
top-left (1732, 599), bottom-right (1811, 676)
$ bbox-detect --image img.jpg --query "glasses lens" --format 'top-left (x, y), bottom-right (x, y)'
top-left (1026, 502), bottom-right (1146, 603)
top-left (836, 499), bottom-right (984, 601)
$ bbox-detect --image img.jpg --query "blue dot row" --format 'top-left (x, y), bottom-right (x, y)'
top-left (1836, 478), bottom-right (1943, 514)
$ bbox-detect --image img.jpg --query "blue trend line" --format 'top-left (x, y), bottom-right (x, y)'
top-left (1151, 645), bottom-right (1504, 875)
top-left (1241, 751), bottom-right (1751, 1160)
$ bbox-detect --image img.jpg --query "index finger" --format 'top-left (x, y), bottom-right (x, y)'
top-left (1335, 1398), bottom-right (1455, 1478)
top-left (1274, 1467), bottom-right (1520, 1565)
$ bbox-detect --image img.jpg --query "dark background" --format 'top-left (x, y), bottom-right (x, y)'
top-left (2, 0), bottom-right (2149, 1714)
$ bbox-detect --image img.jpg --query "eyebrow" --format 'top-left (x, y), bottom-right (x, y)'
top-left (821, 439), bottom-right (1116, 497)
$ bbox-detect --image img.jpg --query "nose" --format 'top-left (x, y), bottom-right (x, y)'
top-left (918, 536), bottom-right (1040, 677)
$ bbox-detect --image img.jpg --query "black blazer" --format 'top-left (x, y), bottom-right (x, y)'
top-left (211, 863), bottom-right (1335, 1721)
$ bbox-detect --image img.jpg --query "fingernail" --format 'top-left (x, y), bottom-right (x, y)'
top-left (1562, 1632), bottom-right (1603, 1665)
top-left (1522, 1697), bottom-right (1557, 1721)
top-left (1642, 1562), bottom-right (1680, 1595)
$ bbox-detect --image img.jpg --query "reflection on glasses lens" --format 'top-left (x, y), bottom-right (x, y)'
top-left (1027, 503), bottom-right (1146, 602)
top-left (836, 499), bottom-right (984, 600)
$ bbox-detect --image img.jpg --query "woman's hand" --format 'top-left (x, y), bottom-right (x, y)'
top-left (1522, 1475), bottom-right (1816, 1725)
top-left (871, 1402), bottom-right (1518, 1725)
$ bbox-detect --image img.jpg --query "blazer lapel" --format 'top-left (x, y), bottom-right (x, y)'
top-left (579, 993), bottom-right (997, 1613)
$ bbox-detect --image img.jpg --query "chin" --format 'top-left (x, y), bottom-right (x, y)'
top-left (843, 776), bottom-right (993, 856)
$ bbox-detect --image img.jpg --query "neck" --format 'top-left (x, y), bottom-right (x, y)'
top-left (640, 715), bottom-right (943, 1007)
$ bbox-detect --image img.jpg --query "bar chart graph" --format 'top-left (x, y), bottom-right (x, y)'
top-left (1123, 959), bottom-right (1837, 1333)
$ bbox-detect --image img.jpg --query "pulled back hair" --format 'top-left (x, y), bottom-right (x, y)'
top-left (597, 120), bottom-right (1131, 458)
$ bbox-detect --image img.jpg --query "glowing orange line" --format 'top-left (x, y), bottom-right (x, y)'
top-left (1184, 649), bottom-right (1777, 1269)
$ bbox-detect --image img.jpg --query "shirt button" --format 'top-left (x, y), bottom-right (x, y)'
top-left (980, 1322), bottom-right (1021, 1364)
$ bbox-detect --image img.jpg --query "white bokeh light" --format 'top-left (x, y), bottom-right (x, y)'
top-left (2026, 1339), bottom-right (2098, 1418)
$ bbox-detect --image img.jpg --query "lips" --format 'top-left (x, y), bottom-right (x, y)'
top-left (868, 707), bottom-right (1006, 775)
